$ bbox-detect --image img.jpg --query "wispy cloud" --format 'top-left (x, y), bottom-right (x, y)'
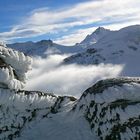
top-left (0, 0), bottom-right (140, 44)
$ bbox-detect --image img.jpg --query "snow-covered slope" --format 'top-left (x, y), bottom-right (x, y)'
top-left (74, 77), bottom-right (140, 140)
top-left (7, 40), bottom-right (82, 57)
top-left (63, 25), bottom-right (140, 76)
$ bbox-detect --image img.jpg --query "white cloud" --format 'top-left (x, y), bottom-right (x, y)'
top-left (0, 0), bottom-right (140, 43)
top-left (25, 54), bottom-right (123, 98)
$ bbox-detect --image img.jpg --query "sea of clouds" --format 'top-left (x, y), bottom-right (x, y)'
top-left (25, 54), bottom-right (123, 98)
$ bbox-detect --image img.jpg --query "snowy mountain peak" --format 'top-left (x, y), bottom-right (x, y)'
top-left (77, 27), bottom-right (111, 48)
top-left (94, 26), bottom-right (109, 34)
top-left (36, 39), bottom-right (53, 46)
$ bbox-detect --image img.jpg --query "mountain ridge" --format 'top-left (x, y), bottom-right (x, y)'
top-left (7, 26), bottom-right (112, 57)
top-left (76, 26), bottom-right (111, 48)
top-left (7, 39), bottom-right (83, 57)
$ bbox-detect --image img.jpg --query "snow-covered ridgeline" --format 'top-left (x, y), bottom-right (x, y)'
top-left (79, 77), bottom-right (140, 104)
top-left (74, 77), bottom-right (140, 140)
top-left (7, 40), bottom-right (83, 57)
top-left (0, 89), bottom-right (57, 140)
top-left (0, 43), bottom-right (32, 90)
top-left (0, 89), bottom-right (76, 140)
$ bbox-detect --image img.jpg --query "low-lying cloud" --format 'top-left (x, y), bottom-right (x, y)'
top-left (25, 54), bottom-right (123, 98)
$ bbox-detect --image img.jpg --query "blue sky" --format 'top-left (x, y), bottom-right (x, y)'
top-left (0, 0), bottom-right (140, 45)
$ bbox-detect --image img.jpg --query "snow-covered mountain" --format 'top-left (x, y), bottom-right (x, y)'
top-left (7, 27), bottom-right (111, 57)
top-left (7, 40), bottom-right (83, 57)
top-left (0, 43), bottom-right (140, 140)
top-left (63, 25), bottom-right (140, 76)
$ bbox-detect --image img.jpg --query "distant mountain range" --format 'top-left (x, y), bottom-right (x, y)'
top-left (7, 26), bottom-right (111, 57)
top-left (7, 39), bottom-right (83, 57)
